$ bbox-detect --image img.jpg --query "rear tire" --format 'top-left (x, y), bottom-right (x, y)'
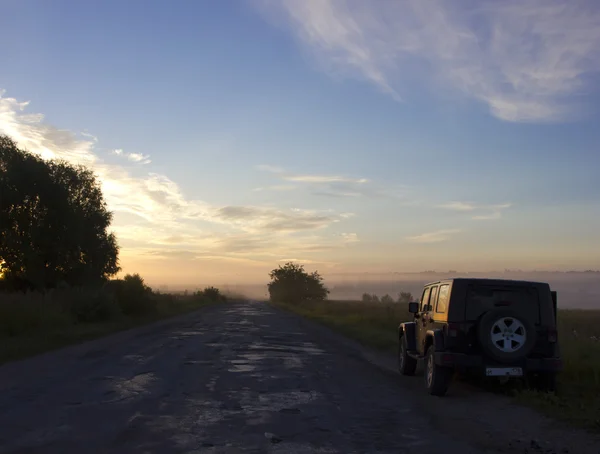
top-left (398, 336), bottom-right (417, 376)
top-left (424, 345), bottom-right (453, 396)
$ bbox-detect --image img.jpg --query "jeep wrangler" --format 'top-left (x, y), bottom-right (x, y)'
top-left (397, 278), bottom-right (562, 396)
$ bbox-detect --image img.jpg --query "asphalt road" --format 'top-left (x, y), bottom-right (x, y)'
top-left (0, 302), bottom-right (516, 453)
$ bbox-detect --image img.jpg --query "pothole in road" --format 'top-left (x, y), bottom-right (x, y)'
top-left (225, 351), bottom-right (306, 374)
top-left (206, 342), bottom-right (227, 349)
top-left (120, 354), bottom-right (154, 364)
top-left (206, 376), bottom-right (218, 392)
top-left (223, 307), bottom-right (266, 317)
top-left (224, 318), bottom-right (253, 326)
top-left (233, 390), bottom-right (320, 415)
top-left (227, 362), bottom-right (257, 373)
top-left (283, 356), bottom-right (303, 369)
top-left (171, 329), bottom-right (206, 338)
top-left (107, 372), bottom-right (157, 402)
top-left (183, 360), bottom-right (213, 365)
top-left (248, 342), bottom-right (325, 355)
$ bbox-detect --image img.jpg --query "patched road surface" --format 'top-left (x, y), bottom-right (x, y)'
top-left (0, 302), bottom-right (504, 453)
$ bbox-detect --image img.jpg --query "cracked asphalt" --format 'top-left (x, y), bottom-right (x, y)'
top-left (0, 302), bottom-right (497, 453)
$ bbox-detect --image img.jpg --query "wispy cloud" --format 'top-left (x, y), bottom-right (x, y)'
top-left (255, 164), bottom-right (285, 173)
top-left (0, 90), bottom-right (357, 264)
top-left (285, 174), bottom-right (368, 184)
top-left (471, 212), bottom-right (501, 221)
top-left (438, 201), bottom-right (511, 220)
top-left (438, 201), bottom-right (478, 212)
top-left (255, 164), bottom-right (408, 199)
top-left (339, 232), bottom-right (359, 244)
top-left (80, 131), bottom-right (98, 143)
top-left (256, 164), bottom-right (366, 184)
top-left (112, 148), bottom-right (151, 164)
top-left (215, 206), bottom-right (344, 233)
top-left (260, 0), bottom-right (600, 122)
top-left (252, 185), bottom-right (297, 192)
top-left (406, 229), bottom-right (461, 244)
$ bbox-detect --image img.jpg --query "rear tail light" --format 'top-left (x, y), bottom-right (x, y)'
top-left (547, 329), bottom-right (558, 343)
top-left (447, 323), bottom-right (460, 337)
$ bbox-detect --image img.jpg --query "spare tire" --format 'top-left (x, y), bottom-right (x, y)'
top-left (477, 308), bottom-right (536, 363)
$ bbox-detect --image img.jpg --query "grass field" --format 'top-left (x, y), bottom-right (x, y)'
top-left (274, 299), bottom-right (600, 432)
top-left (0, 288), bottom-right (225, 365)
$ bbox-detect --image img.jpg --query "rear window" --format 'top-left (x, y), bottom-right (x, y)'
top-left (465, 285), bottom-right (540, 323)
top-left (436, 284), bottom-right (449, 313)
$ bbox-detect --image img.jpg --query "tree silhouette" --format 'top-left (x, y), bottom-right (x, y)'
top-left (397, 291), bottom-right (414, 304)
top-left (268, 262), bottom-right (329, 304)
top-left (0, 135), bottom-right (119, 290)
top-left (380, 294), bottom-right (394, 303)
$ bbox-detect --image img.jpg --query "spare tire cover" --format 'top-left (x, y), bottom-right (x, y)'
top-left (477, 308), bottom-right (536, 363)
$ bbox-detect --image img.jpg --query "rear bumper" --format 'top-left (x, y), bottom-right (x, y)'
top-left (434, 352), bottom-right (562, 372)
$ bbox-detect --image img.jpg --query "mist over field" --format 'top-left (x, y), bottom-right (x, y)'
top-left (157, 270), bottom-right (600, 310)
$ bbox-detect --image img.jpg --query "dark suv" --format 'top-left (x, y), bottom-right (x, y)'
top-left (397, 278), bottom-right (562, 396)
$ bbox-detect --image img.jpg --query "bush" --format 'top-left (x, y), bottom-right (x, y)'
top-left (59, 287), bottom-right (122, 323)
top-left (194, 286), bottom-right (226, 302)
top-left (105, 274), bottom-right (156, 316)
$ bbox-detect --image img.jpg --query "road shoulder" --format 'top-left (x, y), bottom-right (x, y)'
top-left (269, 303), bottom-right (600, 454)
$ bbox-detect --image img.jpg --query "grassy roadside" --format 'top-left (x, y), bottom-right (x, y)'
top-left (0, 290), bottom-right (225, 365)
top-left (273, 299), bottom-right (600, 432)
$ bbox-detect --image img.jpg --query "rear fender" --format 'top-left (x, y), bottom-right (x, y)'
top-left (399, 322), bottom-right (417, 352)
top-left (426, 329), bottom-right (445, 352)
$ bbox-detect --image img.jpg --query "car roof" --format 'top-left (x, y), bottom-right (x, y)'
top-left (423, 277), bottom-right (549, 287)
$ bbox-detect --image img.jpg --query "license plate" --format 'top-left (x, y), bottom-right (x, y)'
top-left (485, 367), bottom-right (523, 377)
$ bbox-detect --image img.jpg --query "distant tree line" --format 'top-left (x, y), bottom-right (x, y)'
top-left (361, 291), bottom-right (414, 304)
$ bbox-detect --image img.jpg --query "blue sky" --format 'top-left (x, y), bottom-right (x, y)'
top-left (1, 0), bottom-right (600, 285)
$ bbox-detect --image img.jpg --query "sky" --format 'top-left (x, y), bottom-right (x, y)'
top-left (1, 0), bottom-right (600, 287)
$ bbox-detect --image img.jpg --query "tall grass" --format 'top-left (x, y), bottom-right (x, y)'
top-left (0, 283), bottom-right (228, 364)
top-left (518, 309), bottom-right (600, 431)
top-left (280, 299), bottom-right (408, 351)
top-left (275, 299), bottom-right (600, 431)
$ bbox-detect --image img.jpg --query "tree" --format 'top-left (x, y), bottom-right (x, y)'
top-left (0, 135), bottom-right (120, 290)
top-left (398, 291), bottom-right (414, 304)
top-left (380, 294), bottom-right (394, 303)
top-left (268, 262), bottom-right (329, 304)
top-left (361, 293), bottom-right (373, 303)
